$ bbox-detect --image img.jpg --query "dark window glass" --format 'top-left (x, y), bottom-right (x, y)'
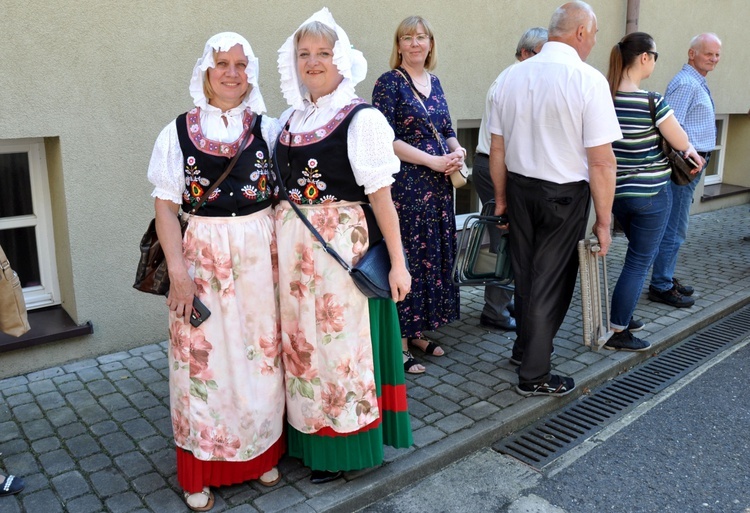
top-left (0, 227), bottom-right (41, 288)
top-left (0, 153), bottom-right (34, 218)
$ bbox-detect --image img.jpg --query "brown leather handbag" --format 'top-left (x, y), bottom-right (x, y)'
top-left (133, 115), bottom-right (257, 295)
top-left (0, 244), bottom-right (31, 337)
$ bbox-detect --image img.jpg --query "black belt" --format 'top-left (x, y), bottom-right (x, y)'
top-left (475, 152), bottom-right (489, 159)
top-left (697, 151), bottom-right (711, 158)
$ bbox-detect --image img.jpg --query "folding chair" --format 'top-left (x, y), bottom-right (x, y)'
top-left (577, 238), bottom-right (613, 350)
top-left (452, 200), bottom-right (514, 290)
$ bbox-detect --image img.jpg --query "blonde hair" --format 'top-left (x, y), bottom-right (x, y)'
top-left (389, 15), bottom-right (437, 70)
top-left (295, 21), bottom-right (338, 50)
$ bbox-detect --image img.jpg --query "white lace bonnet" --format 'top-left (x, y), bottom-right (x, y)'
top-left (277, 7), bottom-right (367, 110)
top-left (188, 32), bottom-right (267, 113)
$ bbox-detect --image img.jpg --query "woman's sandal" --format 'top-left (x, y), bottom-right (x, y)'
top-left (403, 351), bottom-right (425, 374)
top-left (183, 487), bottom-right (215, 511)
top-left (408, 337), bottom-right (444, 357)
top-left (258, 467), bottom-right (282, 487)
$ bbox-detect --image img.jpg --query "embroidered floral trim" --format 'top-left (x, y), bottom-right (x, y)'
top-left (279, 98), bottom-right (366, 146)
top-left (186, 107), bottom-right (256, 157)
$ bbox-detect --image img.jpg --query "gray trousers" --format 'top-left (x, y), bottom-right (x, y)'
top-left (472, 153), bottom-right (513, 323)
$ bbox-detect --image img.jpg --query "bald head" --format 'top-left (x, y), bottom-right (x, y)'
top-left (549, 1), bottom-right (595, 38)
top-left (548, 1), bottom-right (598, 60)
top-left (688, 32), bottom-right (722, 76)
top-left (690, 32), bottom-right (721, 51)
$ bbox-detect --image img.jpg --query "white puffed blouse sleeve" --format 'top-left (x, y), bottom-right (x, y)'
top-left (260, 115), bottom-right (282, 156)
top-left (347, 108), bottom-right (400, 195)
top-left (147, 120), bottom-right (184, 204)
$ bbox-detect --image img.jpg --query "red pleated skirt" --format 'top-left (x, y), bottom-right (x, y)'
top-left (177, 436), bottom-right (286, 493)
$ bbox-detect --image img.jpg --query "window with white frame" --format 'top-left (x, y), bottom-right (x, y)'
top-left (703, 114), bottom-right (728, 186)
top-left (0, 138), bottom-right (60, 309)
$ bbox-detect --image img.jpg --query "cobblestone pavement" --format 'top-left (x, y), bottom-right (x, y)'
top-left (2, 205), bottom-right (749, 513)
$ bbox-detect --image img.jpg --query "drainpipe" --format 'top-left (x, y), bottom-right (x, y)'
top-left (626, 0), bottom-right (640, 34)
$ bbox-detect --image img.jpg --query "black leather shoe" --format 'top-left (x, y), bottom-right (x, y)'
top-left (672, 278), bottom-right (694, 296)
top-left (648, 285), bottom-right (694, 308)
top-left (480, 314), bottom-right (517, 331)
top-left (310, 470), bottom-right (343, 484)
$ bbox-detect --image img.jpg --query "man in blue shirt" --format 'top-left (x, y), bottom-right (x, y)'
top-left (648, 33), bottom-right (722, 308)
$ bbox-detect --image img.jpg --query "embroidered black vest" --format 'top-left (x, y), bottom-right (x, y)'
top-left (276, 100), bottom-right (371, 205)
top-left (275, 99), bottom-right (382, 241)
top-left (176, 108), bottom-right (273, 217)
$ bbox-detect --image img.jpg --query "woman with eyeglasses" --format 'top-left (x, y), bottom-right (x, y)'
top-left (602, 32), bottom-right (703, 353)
top-left (372, 16), bottom-right (464, 374)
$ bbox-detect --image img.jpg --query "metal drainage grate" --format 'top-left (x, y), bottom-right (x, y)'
top-left (496, 304), bottom-right (750, 469)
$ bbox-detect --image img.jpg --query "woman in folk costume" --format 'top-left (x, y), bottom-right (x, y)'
top-left (274, 8), bottom-right (413, 484)
top-left (147, 32), bottom-right (284, 511)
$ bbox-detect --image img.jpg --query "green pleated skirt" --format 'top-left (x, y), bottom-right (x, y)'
top-left (287, 298), bottom-right (413, 471)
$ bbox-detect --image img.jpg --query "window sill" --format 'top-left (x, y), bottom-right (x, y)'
top-left (0, 305), bottom-right (93, 353)
top-left (701, 183), bottom-right (750, 202)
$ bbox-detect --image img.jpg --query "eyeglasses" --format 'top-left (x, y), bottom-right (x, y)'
top-left (646, 50), bottom-right (659, 62)
top-left (530, 49), bottom-right (538, 55)
top-left (399, 34), bottom-right (430, 44)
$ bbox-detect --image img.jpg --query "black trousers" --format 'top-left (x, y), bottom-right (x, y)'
top-left (507, 172), bottom-right (590, 385)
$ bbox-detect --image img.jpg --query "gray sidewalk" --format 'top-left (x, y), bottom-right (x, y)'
top-left (2, 204), bottom-right (750, 513)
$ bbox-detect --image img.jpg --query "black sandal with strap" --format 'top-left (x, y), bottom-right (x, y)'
top-left (408, 337), bottom-right (443, 356)
top-left (402, 351), bottom-right (425, 374)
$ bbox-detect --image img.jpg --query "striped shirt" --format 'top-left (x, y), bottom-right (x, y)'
top-left (612, 90), bottom-right (673, 198)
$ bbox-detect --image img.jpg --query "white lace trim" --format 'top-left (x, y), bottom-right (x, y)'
top-left (348, 109), bottom-right (400, 194)
top-left (148, 115), bottom-right (281, 204)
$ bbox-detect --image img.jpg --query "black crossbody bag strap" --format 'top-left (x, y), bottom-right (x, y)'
top-left (272, 126), bottom-right (355, 273)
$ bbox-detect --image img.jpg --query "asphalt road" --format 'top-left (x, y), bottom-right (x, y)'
top-left (362, 338), bottom-right (750, 513)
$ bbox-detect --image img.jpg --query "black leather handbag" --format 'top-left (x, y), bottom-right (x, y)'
top-left (277, 186), bottom-right (398, 300)
top-left (274, 132), bottom-right (402, 300)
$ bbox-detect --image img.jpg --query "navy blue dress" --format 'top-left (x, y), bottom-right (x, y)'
top-left (372, 67), bottom-right (460, 337)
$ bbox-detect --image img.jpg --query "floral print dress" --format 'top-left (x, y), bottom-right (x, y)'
top-left (274, 99), bottom-right (412, 471)
top-left (372, 68), bottom-right (460, 337)
top-left (149, 110), bottom-right (285, 493)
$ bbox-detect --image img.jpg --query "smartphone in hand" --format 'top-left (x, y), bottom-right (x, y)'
top-left (190, 296), bottom-right (211, 327)
top-left (684, 154), bottom-right (699, 169)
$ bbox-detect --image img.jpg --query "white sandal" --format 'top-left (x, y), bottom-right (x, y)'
top-left (183, 487), bottom-right (214, 511)
top-left (259, 466), bottom-right (281, 487)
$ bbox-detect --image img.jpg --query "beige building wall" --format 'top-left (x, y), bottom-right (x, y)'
top-left (0, 0), bottom-right (747, 378)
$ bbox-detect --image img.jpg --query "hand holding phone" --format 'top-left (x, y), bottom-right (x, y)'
top-left (684, 154), bottom-right (699, 169)
top-left (190, 296), bottom-right (211, 327)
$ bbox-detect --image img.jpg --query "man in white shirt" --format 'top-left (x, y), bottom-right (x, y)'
top-left (474, 27), bottom-right (548, 332)
top-left (488, 1), bottom-right (621, 397)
